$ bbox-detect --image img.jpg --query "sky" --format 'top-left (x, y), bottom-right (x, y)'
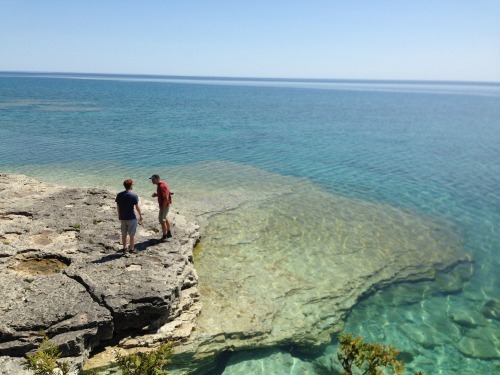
top-left (0, 1), bottom-right (499, 82)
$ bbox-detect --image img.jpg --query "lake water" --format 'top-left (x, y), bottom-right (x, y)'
top-left (1, 73), bottom-right (499, 374)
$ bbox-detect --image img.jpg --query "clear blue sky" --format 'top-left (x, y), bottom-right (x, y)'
top-left (1, 1), bottom-right (499, 82)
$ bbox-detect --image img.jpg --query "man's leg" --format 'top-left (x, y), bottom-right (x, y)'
top-left (159, 207), bottom-right (172, 240)
top-left (166, 219), bottom-right (172, 237)
top-left (120, 221), bottom-right (128, 250)
top-left (121, 234), bottom-right (127, 249)
top-left (128, 220), bottom-right (138, 250)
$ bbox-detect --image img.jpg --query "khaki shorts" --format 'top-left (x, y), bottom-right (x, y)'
top-left (159, 206), bottom-right (169, 222)
top-left (121, 219), bottom-right (138, 236)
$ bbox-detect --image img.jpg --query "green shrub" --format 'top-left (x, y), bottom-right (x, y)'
top-left (23, 334), bottom-right (173, 375)
top-left (23, 334), bottom-right (70, 375)
top-left (337, 332), bottom-right (423, 375)
top-left (115, 342), bottom-right (174, 375)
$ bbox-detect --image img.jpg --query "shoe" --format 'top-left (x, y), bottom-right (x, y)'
top-left (129, 248), bottom-right (137, 253)
top-left (160, 234), bottom-right (167, 242)
top-left (166, 231), bottom-right (172, 238)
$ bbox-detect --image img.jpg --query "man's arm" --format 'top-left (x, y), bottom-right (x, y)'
top-left (135, 204), bottom-right (143, 221)
top-left (116, 204), bottom-right (120, 219)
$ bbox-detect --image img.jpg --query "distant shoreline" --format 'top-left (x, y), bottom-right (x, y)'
top-left (1, 70), bottom-right (499, 86)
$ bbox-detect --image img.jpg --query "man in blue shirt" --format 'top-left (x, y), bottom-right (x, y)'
top-left (115, 179), bottom-right (143, 252)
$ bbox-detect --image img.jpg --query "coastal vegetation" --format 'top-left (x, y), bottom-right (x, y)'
top-left (25, 332), bottom-right (425, 375)
top-left (337, 332), bottom-right (423, 375)
top-left (24, 335), bottom-right (173, 375)
top-left (114, 343), bottom-right (173, 375)
top-left (23, 334), bottom-right (70, 375)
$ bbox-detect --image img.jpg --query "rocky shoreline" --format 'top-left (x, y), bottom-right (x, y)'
top-left (0, 173), bottom-right (474, 375)
top-left (0, 174), bottom-right (201, 374)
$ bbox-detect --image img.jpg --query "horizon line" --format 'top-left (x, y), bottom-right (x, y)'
top-left (1, 70), bottom-right (499, 86)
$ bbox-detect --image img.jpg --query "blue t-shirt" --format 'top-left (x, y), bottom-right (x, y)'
top-left (115, 191), bottom-right (139, 220)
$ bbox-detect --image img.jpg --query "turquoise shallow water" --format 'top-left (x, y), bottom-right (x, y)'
top-left (1, 73), bottom-right (499, 374)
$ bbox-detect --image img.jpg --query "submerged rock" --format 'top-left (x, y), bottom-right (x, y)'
top-left (450, 309), bottom-right (487, 329)
top-left (400, 322), bottom-right (457, 349)
top-left (481, 299), bottom-right (500, 321)
top-left (0, 174), bottom-right (200, 373)
top-left (166, 173), bottom-right (471, 373)
top-left (221, 349), bottom-right (317, 375)
top-left (457, 326), bottom-right (500, 359)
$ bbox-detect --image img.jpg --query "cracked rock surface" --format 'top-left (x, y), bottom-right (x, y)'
top-left (0, 174), bottom-right (200, 373)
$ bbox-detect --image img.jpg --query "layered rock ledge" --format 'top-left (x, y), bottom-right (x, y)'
top-left (0, 174), bottom-right (200, 373)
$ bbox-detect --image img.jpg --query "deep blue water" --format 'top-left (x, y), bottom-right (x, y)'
top-left (1, 73), bottom-right (499, 374)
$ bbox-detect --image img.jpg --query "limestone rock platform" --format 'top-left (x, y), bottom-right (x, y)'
top-left (0, 174), bottom-right (200, 373)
